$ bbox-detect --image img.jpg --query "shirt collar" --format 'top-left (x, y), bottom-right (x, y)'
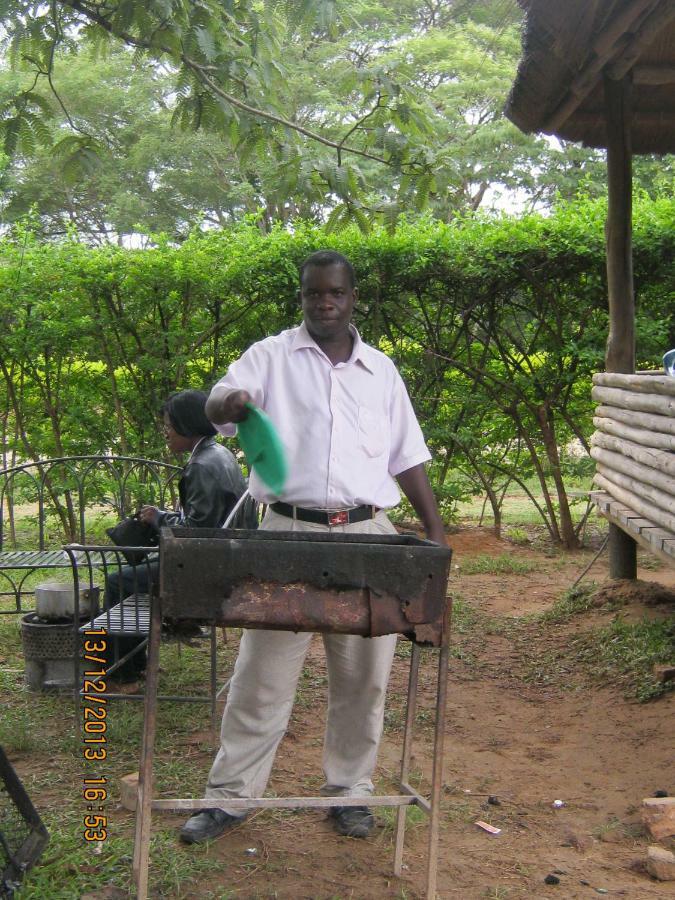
top-left (291, 321), bottom-right (375, 373)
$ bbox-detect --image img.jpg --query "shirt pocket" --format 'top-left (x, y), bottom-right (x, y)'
top-left (357, 406), bottom-right (388, 458)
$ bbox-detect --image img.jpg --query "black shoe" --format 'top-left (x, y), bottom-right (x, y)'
top-left (329, 805), bottom-right (375, 838)
top-left (179, 808), bottom-right (242, 844)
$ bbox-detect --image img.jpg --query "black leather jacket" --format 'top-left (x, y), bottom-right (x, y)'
top-left (156, 437), bottom-right (251, 529)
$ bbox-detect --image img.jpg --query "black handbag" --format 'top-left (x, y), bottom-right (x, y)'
top-left (105, 514), bottom-right (159, 566)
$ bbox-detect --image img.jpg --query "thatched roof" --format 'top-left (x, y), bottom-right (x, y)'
top-left (504, 0), bottom-right (675, 154)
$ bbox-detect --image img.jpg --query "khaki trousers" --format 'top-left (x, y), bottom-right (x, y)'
top-left (205, 508), bottom-right (399, 813)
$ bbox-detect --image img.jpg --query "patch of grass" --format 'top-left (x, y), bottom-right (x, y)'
top-left (148, 827), bottom-right (240, 897)
top-left (16, 812), bottom-right (134, 899)
top-left (414, 707), bottom-right (436, 727)
top-left (444, 798), bottom-right (474, 824)
top-left (383, 701), bottom-right (406, 732)
top-left (449, 596), bottom-right (479, 632)
top-left (483, 615), bottom-right (524, 639)
top-left (0, 686), bottom-right (82, 753)
top-left (16, 810), bottom-right (230, 899)
top-left (638, 557), bottom-right (665, 572)
top-left (394, 640), bottom-right (412, 659)
top-left (572, 616), bottom-right (675, 701)
top-left (540, 584), bottom-right (598, 623)
top-left (521, 647), bottom-right (576, 689)
top-left (0, 704), bottom-right (38, 752)
top-left (378, 803), bottom-right (426, 835)
top-left (154, 755), bottom-right (207, 796)
top-left (295, 663), bottom-right (328, 708)
top-left (458, 553), bottom-right (535, 576)
top-left (504, 526), bottom-right (530, 545)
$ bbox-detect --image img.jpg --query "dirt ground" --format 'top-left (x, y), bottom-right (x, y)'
top-left (140, 525), bottom-right (674, 900)
top-left (7, 523), bottom-right (673, 898)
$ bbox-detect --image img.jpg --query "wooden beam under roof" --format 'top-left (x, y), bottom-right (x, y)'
top-left (542, 0), bottom-right (663, 133)
top-left (608, 0), bottom-right (675, 79)
top-left (633, 64), bottom-right (675, 83)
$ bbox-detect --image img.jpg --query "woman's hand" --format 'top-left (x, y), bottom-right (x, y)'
top-left (138, 505), bottom-right (160, 528)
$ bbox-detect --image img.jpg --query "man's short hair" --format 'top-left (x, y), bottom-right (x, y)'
top-left (299, 250), bottom-right (356, 288)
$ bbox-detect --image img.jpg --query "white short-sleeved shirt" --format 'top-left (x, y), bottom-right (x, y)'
top-left (210, 322), bottom-right (431, 508)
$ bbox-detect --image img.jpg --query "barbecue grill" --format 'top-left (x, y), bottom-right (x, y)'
top-left (133, 526), bottom-right (452, 899)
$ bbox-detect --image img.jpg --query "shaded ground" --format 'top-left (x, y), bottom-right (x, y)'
top-left (5, 524), bottom-right (675, 898)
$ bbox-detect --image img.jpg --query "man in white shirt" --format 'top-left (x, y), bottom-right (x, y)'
top-left (180, 250), bottom-right (448, 844)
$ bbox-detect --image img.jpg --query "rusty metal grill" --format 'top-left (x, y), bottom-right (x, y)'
top-left (0, 747), bottom-right (49, 897)
top-left (160, 528), bottom-right (451, 646)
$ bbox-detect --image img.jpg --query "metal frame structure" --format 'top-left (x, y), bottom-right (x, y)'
top-left (0, 456), bottom-right (180, 614)
top-left (65, 546), bottom-right (221, 717)
top-left (0, 746), bottom-right (50, 897)
top-left (131, 591), bottom-right (451, 900)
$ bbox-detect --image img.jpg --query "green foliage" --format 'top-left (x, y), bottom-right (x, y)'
top-left (3, 1), bottom-right (669, 238)
top-left (0, 197), bottom-right (673, 543)
top-left (541, 584), bottom-right (598, 623)
top-left (573, 617), bottom-right (675, 702)
top-left (0, 1), bottom-right (520, 231)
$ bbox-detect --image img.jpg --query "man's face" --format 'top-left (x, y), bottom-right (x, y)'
top-left (300, 263), bottom-right (357, 341)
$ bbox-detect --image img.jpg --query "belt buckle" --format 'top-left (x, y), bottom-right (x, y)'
top-left (327, 510), bottom-right (349, 526)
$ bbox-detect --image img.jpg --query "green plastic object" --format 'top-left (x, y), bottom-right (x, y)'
top-left (237, 403), bottom-right (288, 495)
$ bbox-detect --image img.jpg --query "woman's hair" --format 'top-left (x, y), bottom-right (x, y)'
top-left (161, 390), bottom-right (217, 438)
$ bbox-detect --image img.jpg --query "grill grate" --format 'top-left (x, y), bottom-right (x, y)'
top-left (0, 747), bottom-right (49, 897)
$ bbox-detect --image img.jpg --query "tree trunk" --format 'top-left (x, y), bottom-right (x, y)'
top-left (535, 404), bottom-right (580, 549)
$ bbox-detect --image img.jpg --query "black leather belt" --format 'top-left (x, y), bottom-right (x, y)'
top-left (270, 502), bottom-right (376, 527)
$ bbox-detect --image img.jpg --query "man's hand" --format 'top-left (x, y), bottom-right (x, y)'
top-left (395, 464), bottom-right (449, 547)
top-left (206, 388), bottom-right (252, 425)
top-left (425, 522), bottom-right (449, 547)
top-left (138, 505), bottom-right (160, 528)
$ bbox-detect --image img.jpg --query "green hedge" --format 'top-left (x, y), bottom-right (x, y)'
top-left (1, 196), bottom-right (673, 540)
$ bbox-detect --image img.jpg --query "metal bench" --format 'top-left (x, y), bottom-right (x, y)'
top-left (0, 456), bottom-right (180, 613)
top-left (86, 592), bottom-right (152, 635)
top-left (69, 547), bottom-right (220, 716)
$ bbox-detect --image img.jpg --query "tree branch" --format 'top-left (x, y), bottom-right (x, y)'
top-left (58, 0), bottom-right (399, 168)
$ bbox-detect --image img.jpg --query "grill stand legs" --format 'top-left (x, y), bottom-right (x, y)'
top-left (133, 611), bottom-right (450, 900)
top-left (132, 592), bottom-right (162, 898)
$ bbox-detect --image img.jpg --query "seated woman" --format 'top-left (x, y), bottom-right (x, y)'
top-left (105, 389), bottom-right (252, 680)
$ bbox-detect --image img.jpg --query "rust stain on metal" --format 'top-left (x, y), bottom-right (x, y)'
top-left (209, 578), bottom-right (444, 645)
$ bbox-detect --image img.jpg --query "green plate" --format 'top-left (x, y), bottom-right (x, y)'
top-left (237, 403), bottom-right (288, 495)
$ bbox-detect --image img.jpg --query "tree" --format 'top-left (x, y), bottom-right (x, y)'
top-left (0, 52), bottom-right (270, 240)
top-left (8, 0), bottom-right (665, 238)
top-left (0, 0), bottom-right (449, 229)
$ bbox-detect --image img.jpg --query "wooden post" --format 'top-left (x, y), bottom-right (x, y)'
top-left (604, 73), bottom-right (637, 579)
